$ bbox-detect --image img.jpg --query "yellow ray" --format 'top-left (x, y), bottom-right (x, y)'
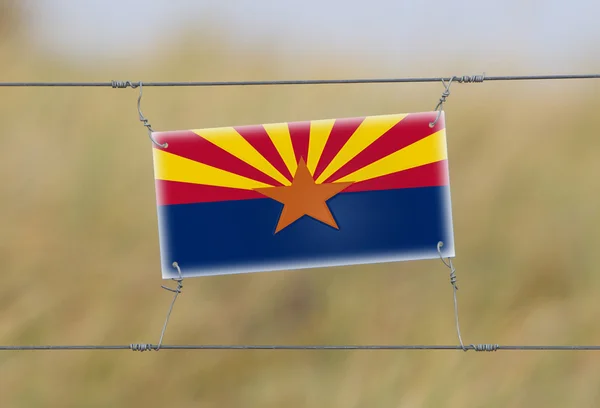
top-left (263, 122), bottom-right (297, 177)
top-left (192, 127), bottom-right (291, 186)
top-left (335, 129), bottom-right (447, 183)
top-left (315, 114), bottom-right (407, 184)
top-left (307, 118), bottom-right (336, 175)
top-left (153, 148), bottom-right (272, 190)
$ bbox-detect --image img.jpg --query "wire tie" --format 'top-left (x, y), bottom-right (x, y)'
top-left (111, 80), bottom-right (139, 89)
top-left (135, 81), bottom-right (168, 148)
top-left (429, 78), bottom-right (453, 128)
top-left (112, 80), bottom-right (166, 147)
top-left (437, 241), bottom-right (468, 351)
top-left (155, 262), bottom-right (184, 351)
top-left (130, 263), bottom-right (184, 352)
top-left (470, 344), bottom-right (499, 352)
top-left (454, 73), bottom-right (486, 84)
top-left (429, 73), bottom-right (485, 128)
top-left (130, 343), bottom-right (155, 352)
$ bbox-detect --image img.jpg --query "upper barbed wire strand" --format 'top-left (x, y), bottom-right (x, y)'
top-left (0, 73), bottom-right (599, 87)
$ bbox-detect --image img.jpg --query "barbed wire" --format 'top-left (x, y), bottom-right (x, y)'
top-left (2, 74), bottom-right (599, 354)
top-left (1, 344), bottom-right (600, 352)
top-left (0, 73), bottom-right (599, 88)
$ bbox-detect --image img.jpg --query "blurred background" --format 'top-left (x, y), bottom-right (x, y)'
top-left (1, 0), bottom-right (600, 406)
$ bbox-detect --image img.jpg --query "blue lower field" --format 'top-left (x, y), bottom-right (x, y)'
top-left (156, 186), bottom-right (454, 278)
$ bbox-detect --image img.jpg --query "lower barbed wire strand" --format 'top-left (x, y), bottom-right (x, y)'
top-left (1, 344), bottom-right (600, 351)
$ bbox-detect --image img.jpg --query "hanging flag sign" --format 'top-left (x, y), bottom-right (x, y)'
top-left (151, 111), bottom-right (455, 279)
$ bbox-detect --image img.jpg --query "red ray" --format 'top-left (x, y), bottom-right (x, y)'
top-left (312, 117), bottom-right (365, 180)
top-left (288, 121), bottom-right (311, 163)
top-left (342, 160), bottom-right (449, 193)
top-left (234, 125), bottom-right (293, 182)
top-left (156, 180), bottom-right (266, 206)
top-left (324, 112), bottom-right (443, 183)
top-left (153, 131), bottom-right (284, 187)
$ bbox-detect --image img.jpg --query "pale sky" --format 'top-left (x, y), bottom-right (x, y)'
top-left (22, 0), bottom-right (600, 71)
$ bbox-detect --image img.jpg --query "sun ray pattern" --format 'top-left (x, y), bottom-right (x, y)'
top-left (152, 130), bottom-right (284, 186)
top-left (192, 127), bottom-right (291, 186)
top-left (342, 160), bottom-right (449, 193)
top-left (153, 148), bottom-right (272, 190)
top-left (333, 129), bottom-right (447, 183)
top-left (263, 122), bottom-right (298, 176)
top-left (306, 119), bottom-right (336, 174)
top-left (320, 112), bottom-right (444, 183)
top-left (315, 114), bottom-right (407, 183)
top-left (234, 125), bottom-right (294, 183)
top-left (152, 111), bottom-right (449, 206)
top-left (312, 117), bottom-right (364, 180)
top-left (288, 121), bottom-right (311, 163)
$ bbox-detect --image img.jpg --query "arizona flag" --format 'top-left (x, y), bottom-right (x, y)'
top-left (151, 111), bottom-right (455, 279)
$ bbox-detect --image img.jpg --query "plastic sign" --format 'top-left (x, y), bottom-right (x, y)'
top-left (151, 111), bottom-right (455, 279)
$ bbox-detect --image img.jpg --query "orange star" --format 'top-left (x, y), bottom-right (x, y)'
top-left (255, 158), bottom-right (353, 233)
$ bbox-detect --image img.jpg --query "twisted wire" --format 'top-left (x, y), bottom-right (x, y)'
top-left (429, 77), bottom-right (457, 128)
top-left (454, 74), bottom-right (486, 83)
top-left (1, 73), bottom-right (599, 87)
top-left (2, 71), bottom-right (599, 354)
top-left (436, 242), bottom-right (500, 353)
top-left (134, 82), bottom-right (167, 148)
top-left (1, 344), bottom-right (598, 351)
top-left (156, 262), bottom-right (184, 350)
top-left (111, 80), bottom-right (139, 89)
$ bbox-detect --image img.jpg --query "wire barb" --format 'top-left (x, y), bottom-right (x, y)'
top-left (470, 344), bottom-right (499, 352)
top-left (454, 73), bottom-right (486, 84)
top-left (130, 343), bottom-right (155, 352)
top-left (111, 80), bottom-right (139, 89)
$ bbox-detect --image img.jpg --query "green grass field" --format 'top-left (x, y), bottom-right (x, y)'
top-left (1, 4), bottom-right (600, 406)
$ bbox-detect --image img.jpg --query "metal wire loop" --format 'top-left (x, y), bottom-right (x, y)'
top-left (428, 73), bottom-right (485, 128)
top-left (437, 241), bottom-right (457, 289)
top-left (161, 261), bottom-right (184, 294)
top-left (429, 78), bottom-right (453, 128)
top-left (136, 82), bottom-right (168, 148)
